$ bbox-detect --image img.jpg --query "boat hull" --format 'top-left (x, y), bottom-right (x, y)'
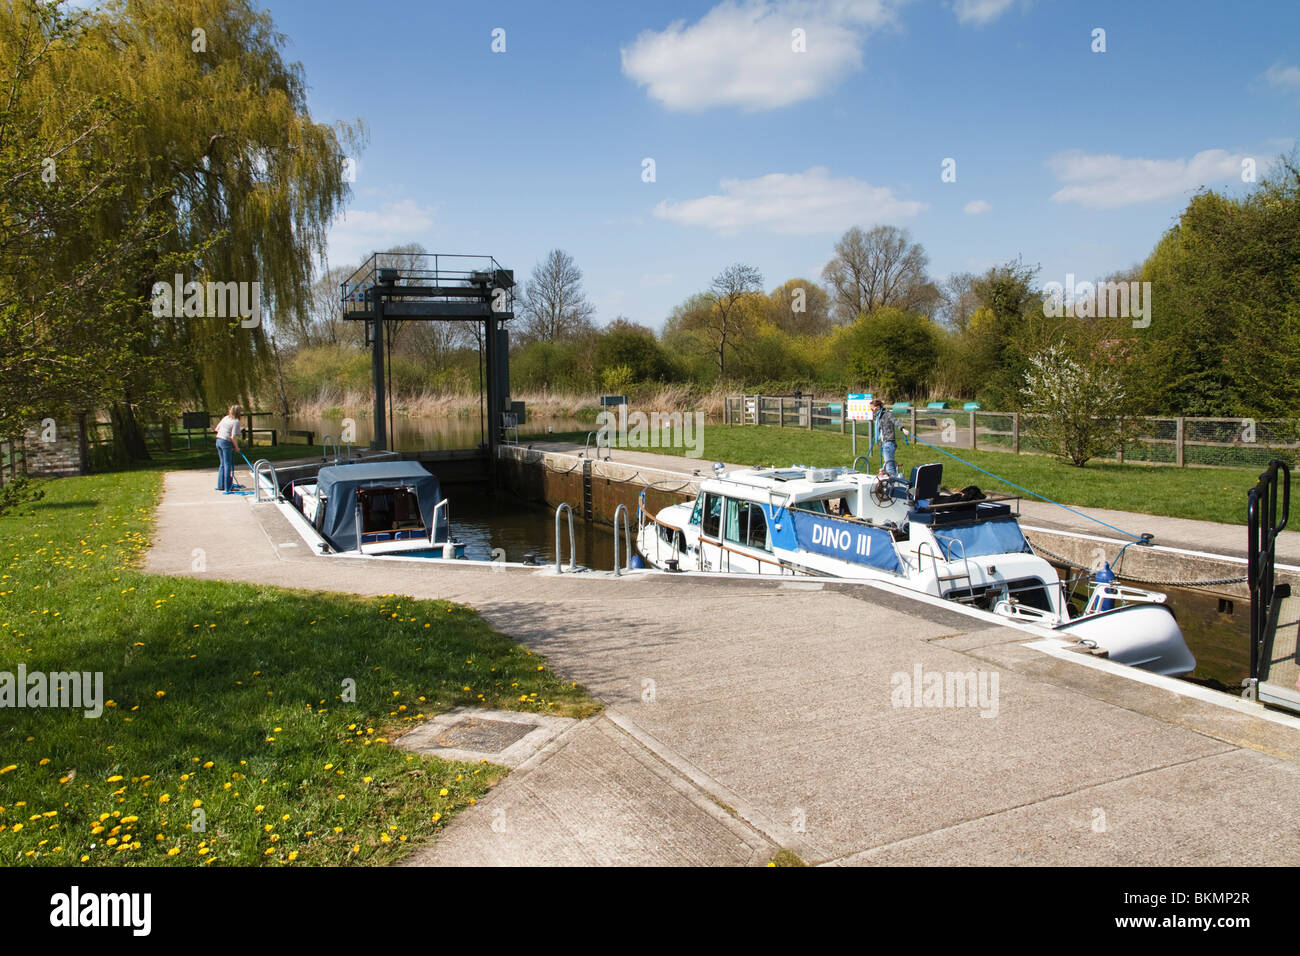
top-left (1054, 602), bottom-right (1196, 676)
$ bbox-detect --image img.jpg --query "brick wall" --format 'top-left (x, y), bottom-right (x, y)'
top-left (22, 421), bottom-right (84, 477)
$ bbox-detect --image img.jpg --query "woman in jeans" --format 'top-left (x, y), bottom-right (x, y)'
top-left (214, 405), bottom-right (243, 493)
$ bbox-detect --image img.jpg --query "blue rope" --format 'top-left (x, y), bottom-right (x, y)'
top-left (903, 429), bottom-right (1144, 542)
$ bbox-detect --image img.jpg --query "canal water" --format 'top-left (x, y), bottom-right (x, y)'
top-left (260, 414), bottom-right (587, 452)
top-left (446, 485), bottom-right (1252, 691)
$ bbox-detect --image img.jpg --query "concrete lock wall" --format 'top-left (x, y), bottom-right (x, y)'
top-left (497, 446), bottom-right (697, 526)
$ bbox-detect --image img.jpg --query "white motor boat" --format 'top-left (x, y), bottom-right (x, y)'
top-left (636, 462), bottom-right (1196, 676)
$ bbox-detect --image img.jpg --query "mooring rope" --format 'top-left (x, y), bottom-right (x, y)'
top-left (905, 429), bottom-right (1146, 542)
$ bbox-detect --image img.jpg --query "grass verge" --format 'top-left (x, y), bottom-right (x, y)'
top-left (0, 469), bottom-right (598, 866)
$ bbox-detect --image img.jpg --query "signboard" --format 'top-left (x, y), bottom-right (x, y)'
top-left (600, 395), bottom-right (627, 407)
top-left (790, 511), bottom-right (902, 574)
top-left (181, 411), bottom-right (209, 430)
top-left (845, 392), bottom-right (874, 422)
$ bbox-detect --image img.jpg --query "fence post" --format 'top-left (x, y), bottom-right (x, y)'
top-left (840, 399), bottom-right (846, 435)
top-left (806, 397), bottom-right (813, 430)
top-left (969, 410), bottom-right (977, 451)
top-left (1176, 416), bottom-right (1185, 467)
top-left (777, 396), bottom-right (784, 428)
top-left (1012, 413), bottom-right (1020, 454)
top-left (910, 406), bottom-right (917, 437)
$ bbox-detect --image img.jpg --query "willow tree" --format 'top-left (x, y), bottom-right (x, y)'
top-left (68, 0), bottom-right (361, 456)
top-left (0, 0), bottom-right (178, 445)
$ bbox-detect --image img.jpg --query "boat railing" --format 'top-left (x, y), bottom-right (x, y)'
top-left (916, 537), bottom-right (974, 596)
top-left (321, 435), bottom-right (342, 461)
top-left (613, 504), bottom-right (632, 576)
top-left (432, 498), bottom-right (449, 544)
top-left (1082, 582), bottom-right (1167, 616)
top-left (554, 502), bottom-right (577, 573)
top-left (252, 459), bottom-right (280, 502)
top-left (852, 455), bottom-right (871, 473)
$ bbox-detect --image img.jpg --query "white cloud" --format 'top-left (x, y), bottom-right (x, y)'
top-left (621, 0), bottom-right (900, 112)
top-left (653, 166), bottom-right (925, 235)
top-left (325, 199), bottom-right (436, 269)
top-left (1262, 62), bottom-right (1300, 98)
top-left (963, 199), bottom-right (992, 215)
top-left (1047, 148), bottom-right (1246, 209)
top-left (952, 0), bottom-right (1016, 25)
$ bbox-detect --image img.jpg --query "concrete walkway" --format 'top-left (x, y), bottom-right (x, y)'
top-left (144, 467), bottom-right (1300, 866)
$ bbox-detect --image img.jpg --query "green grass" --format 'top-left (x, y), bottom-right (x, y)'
top-left (553, 425), bottom-right (1262, 526)
top-left (0, 469), bottom-right (598, 866)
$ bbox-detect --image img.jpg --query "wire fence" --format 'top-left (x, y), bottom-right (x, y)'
top-left (724, 396), bottom-right (1299, 470)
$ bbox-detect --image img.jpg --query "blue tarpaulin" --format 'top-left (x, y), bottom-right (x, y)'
top-left (316, 461), bottom-right (445, 551)
top-left (932, 517), bottom-right (1029, 561)
top-left (790, 511), bottom-right (903, 574)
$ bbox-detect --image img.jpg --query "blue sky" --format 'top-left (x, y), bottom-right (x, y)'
top-left (258, 0), bottom-right (1299, 329)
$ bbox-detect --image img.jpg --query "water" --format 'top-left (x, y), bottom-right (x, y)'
top-left (447, 489), bottom-right (618, 571)
top-left (256, 414), bottom-right (588, 453)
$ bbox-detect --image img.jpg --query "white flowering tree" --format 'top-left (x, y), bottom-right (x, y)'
top-left (1020, 345), bottom-right (1134, 467)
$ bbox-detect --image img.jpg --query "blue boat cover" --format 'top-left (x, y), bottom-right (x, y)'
top-left (316, 461), bottom-right (445, 551)
top-left (931, 517), bottom-right (1029, 561)
top-left (788, 510), bottom-right (903, 574)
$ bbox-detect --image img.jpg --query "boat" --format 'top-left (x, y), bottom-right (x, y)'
top-left (281, 460), bottom-right (466, 558)
top-left (635, 461), bottom-right (1196, 676)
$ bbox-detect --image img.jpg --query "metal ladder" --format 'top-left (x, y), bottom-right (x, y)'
top-left (917, 538), bottom-right (975, 602)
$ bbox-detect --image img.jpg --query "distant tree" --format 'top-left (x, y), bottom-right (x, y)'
top-left (838, 307), bottom-right (941, 399)
top-left (767, 278), bottom-right (832, 336)
top-left (821, 225), bottom-right (938, 324)
top-left (937, 272), bottom-right (979, 332)
top-left (963, 258), bottom-right (1043, 407)
top-left (1021, 344), bottom-right (1137, 467)
top-left (594, 317), bottom-right (670, 381)
top-left (703, 263), bottom-right (764, 378)
top-left (518, 249), bottom-right (596, 343)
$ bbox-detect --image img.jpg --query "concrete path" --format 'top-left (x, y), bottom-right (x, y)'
top-left (144, 467), bottom-right (1300, 865)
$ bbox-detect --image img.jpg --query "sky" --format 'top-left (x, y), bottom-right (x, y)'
top-left (250, 0), bottom-right (1298, 329)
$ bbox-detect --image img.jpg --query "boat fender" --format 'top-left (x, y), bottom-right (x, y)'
top-left (630, 554), bottom-right (646, 570)
top-left (1093, 561), bottom-right (1116, 611)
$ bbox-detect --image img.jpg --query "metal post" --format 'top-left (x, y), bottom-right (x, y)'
top-left (370, 310), bottom-right (386, 451)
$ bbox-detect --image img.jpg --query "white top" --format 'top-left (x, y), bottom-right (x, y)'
top-left (215, 416), bottom-right (242, 442)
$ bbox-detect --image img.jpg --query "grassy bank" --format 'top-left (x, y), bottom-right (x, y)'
top-left (0, 466), bottom-right (598, 866)
top-left (555, 424), bottom-right (1261, 526)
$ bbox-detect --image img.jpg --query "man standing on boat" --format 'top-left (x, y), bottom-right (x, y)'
top-left (215, 405), bottom-right (243, 493)
top-left (870, 398), bottom-right (901, 479)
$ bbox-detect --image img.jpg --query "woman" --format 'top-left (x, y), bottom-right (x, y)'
top-left (215, 405), bottom-right (243, 493)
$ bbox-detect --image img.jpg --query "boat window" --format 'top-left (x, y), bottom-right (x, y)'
top-left (690, 494), bottom-right (703, 527)
top-left (724, 498), bottom-right (743, 543)
top-left (800, 499), bottom-right (828, 514)
top-left (747, 504), bottom-right (771, 552)
top-left (701, 493), bottom-right (722, 539)
top-left (358, 488), bottom-right (424, 533)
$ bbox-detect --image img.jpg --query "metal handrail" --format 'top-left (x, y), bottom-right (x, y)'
top-left (613, 504), bottom-right (632, 576)
top-left (554, 503), bottom-right (577, 573)
top-left (852, 455), bottom-right (871, 472)
top-left (432, 498), bottom-right (449, 544)
top-left (252, 459), bottom-right (280, 502)
top-left (322, 435), bottom-right (340, 461)
top-left (583, 431), bottom-right (611, 461)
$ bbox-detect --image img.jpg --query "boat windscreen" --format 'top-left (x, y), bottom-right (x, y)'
top-left (932, 517), bottom-right (1030, 560)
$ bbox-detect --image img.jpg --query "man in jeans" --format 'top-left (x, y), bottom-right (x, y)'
top-left (870, 398), bottom-right (900, 479)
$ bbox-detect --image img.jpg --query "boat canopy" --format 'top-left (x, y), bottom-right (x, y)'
top-left (931, 517), bottom-right (1029, 561)
top-left (315, 461), bottom-right (446, 551)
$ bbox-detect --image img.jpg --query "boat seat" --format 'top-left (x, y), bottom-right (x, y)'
top-left (909, 463), bottom-right (942, 503)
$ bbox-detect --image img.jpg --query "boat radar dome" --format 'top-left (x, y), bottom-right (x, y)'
top-left (712, 461), bottom-right (726, 474)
